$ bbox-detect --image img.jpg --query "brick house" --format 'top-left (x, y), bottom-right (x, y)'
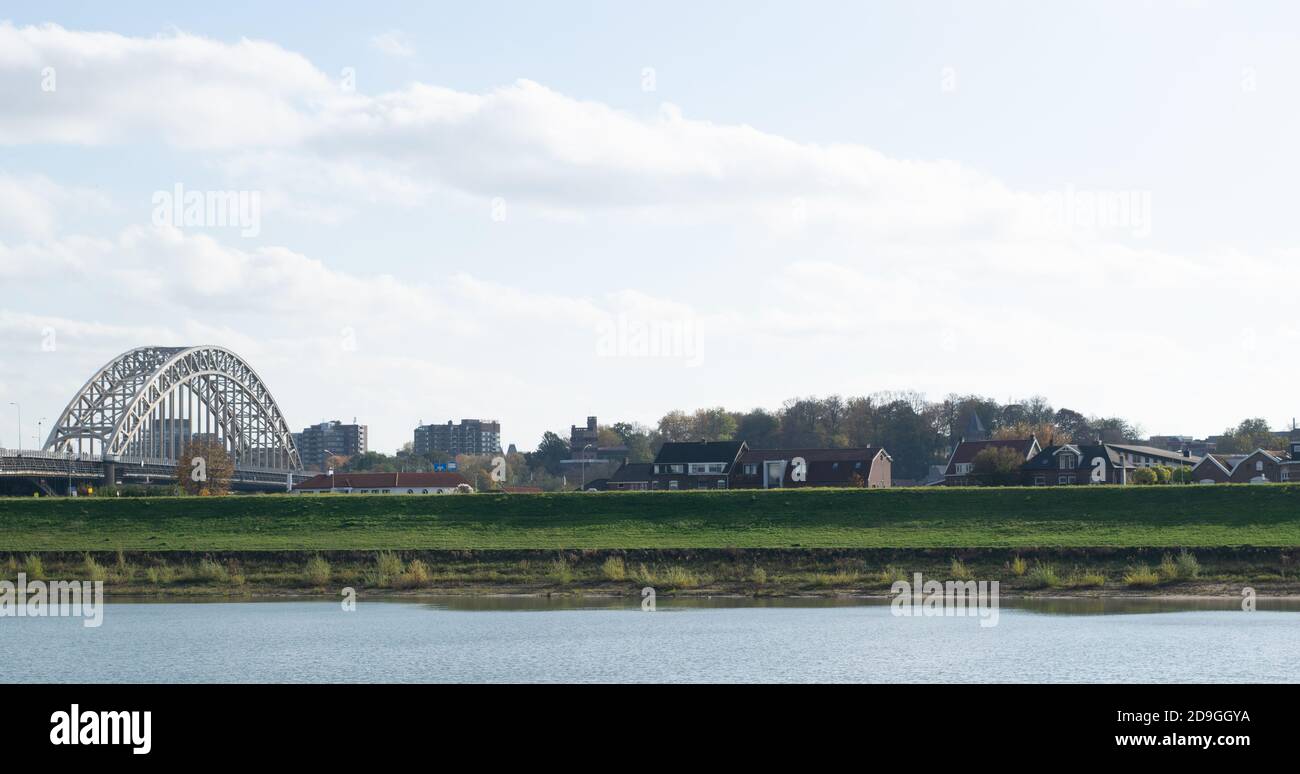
top-left (1189, 454), bottom-right (1239, 483)
top-left (730, 447), bottom-right (892, 489)
top-left (605, 462), bottom-right (653, 491)
top-left (943, 437), bottom-right (1040, 486)
top-left (648, 440), bottom-right (747, 490)
top-left (293, 471), bottom-right (470, 494)
top-left (1022, 442), bottom-right (1201, 485)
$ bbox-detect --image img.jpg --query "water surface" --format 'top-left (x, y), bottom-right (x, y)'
top-left (1, 597), bottom-right (1293, 683)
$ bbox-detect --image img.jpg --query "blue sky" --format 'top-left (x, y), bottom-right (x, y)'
top-left (1, 2), bottom-right (1298, 452)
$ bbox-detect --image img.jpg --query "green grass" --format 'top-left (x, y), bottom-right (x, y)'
top-left (3, 485), bottom-right (1300, 551)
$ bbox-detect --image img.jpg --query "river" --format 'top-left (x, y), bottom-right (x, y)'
top-left (2, 597), bottom-right (1296, 682)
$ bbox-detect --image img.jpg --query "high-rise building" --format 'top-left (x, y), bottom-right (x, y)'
top-left (294, 420), bottom-right (368, 471)
top-left (413, 419), bottom-right (502, 456)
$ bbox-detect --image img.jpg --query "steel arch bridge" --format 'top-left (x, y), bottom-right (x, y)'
top-left (43, 346), bottom-right (303, 472)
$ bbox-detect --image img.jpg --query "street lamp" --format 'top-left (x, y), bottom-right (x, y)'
top-left (9, 402), bottom-right (20, 455)
top-left (37, 417), bottom-right (46, 452)
top-left (581, 443), bottom-right (594, 490)
top-left (322, 449), bottom-right (336, 491)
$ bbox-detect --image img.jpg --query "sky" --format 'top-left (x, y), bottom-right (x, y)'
top-left (1, 1), bottom-right (1298, 453)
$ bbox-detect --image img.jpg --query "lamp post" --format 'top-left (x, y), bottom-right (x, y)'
top-left (322, 449), bottom-right (336, 492)
top-left (9, 402), bottom-right (20, 455)
top-left (37, 417), bottom-right (46, 452)
top-left (581, 444), bottom-right (594, 490)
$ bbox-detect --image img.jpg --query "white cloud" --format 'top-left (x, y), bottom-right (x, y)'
top-left (3, 23), bottom-right (1299, 448)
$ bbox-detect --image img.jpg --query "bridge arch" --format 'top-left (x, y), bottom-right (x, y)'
top-left (44, 345), bottom-right (302, 471)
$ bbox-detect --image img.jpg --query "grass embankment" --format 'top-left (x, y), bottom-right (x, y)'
top-left (3, 485), bottom-right (1300, 551)
top-left (3, 547), bottom-right (1297, 598)
top-left (4, 486), bottom-right (1300, 596)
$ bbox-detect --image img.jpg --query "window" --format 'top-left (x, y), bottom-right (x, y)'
top-left (743, 463), bottom-right (758, 475)
top-left (717, 479), bottom-right (727, 488)
top-left (689, 462), bottom-right (725, 474)
top-left (1058, 475), bottom-right (1077, 485)
top-left (1256, 461), bottom-right (1265, 472)
top-left (955, 463), bottom-right (973, 475)
top-left (1059, 453), bottom-right (1077, 470)
top-left (1034, 475), bottom-right (1046, 486)
top-left (668, 480), bottom-right (679, 490)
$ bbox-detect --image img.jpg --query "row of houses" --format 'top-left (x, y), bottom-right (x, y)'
top-left (592, 440), bottom-right (892, 491)
top-left (943, 431), bottom-right (1300, 486)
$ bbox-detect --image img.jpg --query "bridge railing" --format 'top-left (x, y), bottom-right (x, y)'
top-left (1, 448), bottom-right (100, 462)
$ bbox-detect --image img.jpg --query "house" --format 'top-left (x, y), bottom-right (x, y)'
top-left (1192, 442), bottom-right (1300, 484)
top-left (943, 437), bottom-right (1040, 486)
top-left (1227, 450), bottom-right (1288, 483)
top-left (606, 462), bottom-right (653, 491)
top-left (293, 471), bottom-right (471, 494)
top-left (1021, 443), bottom-right (1201, 485)
top-left (730, 447), bottom-right (892, 489)
top-left (648, 440), bottom-right (746, 490)
top-left (1189, 454), bottom-right (1244, 484)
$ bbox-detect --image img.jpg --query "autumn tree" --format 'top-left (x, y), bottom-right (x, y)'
top-left (970, 446), bottom-right (1026, 486)
top-left (994, 422), bottom-right (1069, 445)
top-left (1217, 418), bottom-right (1282, 454)
top-left (174, 437), bottom-right (234, 495)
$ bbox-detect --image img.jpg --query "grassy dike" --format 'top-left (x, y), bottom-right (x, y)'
top-left (3, 485), bottom-right (1300, 597)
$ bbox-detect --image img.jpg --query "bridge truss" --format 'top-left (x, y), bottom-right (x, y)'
top-left (43, 346), bottom-right (303, 472)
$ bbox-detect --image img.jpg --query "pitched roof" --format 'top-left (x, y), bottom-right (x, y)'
top-left (1023, 444), bottom-right (1123, 471)
top-left (945, 438), bottom-right (1036, 475)
top-left (739, 447), bottom-right (886, 486)
top-left (295, 472), bottom-right (469, 490)
top-left (653, 441), bottom-right (746, 465)
top-left (609, 463), bottom-right (653, 482)
top-left (739, 447), bottom-right (884, 464)
top-left (1107, 443), bottom-right (1203, 464)
top-left (964, 413), bottom-right (988, 439)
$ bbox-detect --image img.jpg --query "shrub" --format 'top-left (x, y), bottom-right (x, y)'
top-left (661, 565), bottom-right (700, 589)
top-left (23, 555), bottom-right (44, 580)
top-left (601, 556), bottom-right (626, 581)
top-left (1067, 567), bottom-right (1106, 588)
top-left (146, 565), bottom-right (176, 585)
top-left (1010, 556), bottom-right (1028, 577)
top-left (1025, 562), bottom-right (1060, 589)
top-left (547, 558), bottom-right (573, 584)
top-left (809, 568), bottom-right (860, 587)
top-left (82, 553), bottom-right (108, 582)
top-left (1158, 554), bottom-right (1180, 582)
top-left (1176, 550), bottom-right (1200, 579)
top-left (877, 565), bottom-right (908, 585)
top-left (112, 549), bottom-right (134, 583)
top-left (1130, 468), bottom-right (1159, 485)
top-left (396, 559), bottom-right (431, 589)
top-left (950, 558), bottom-right (973, 580)
top-left (1123, 564), bottom-right (1160, 587)
top-left (196, 558), bottom-right (229, 583)
top-left (368, 551), bottom-right (405, 587)
top-left (751, 566), bottom-right (767, 585)
top-left (304, 556), bottom-right (331, 586)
